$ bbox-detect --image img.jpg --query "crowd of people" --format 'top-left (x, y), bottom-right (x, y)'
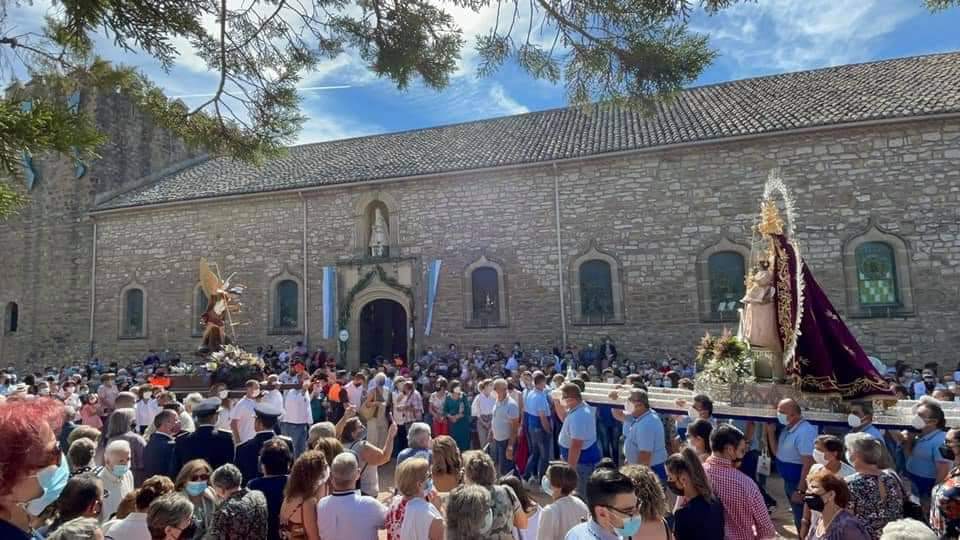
top-left (1, 342), bottom-right (960, 540)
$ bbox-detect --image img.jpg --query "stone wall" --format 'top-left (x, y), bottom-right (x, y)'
top-left (0, 90), bottom-right (200, 370)
top-left (80, 116), bottom-right (960, 369)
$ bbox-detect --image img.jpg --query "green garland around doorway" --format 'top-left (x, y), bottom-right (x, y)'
top-left (337, 265), bottom-right (414, 361)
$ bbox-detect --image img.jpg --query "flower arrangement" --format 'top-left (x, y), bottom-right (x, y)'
top-left (206, 344), bottom-right (265, 388)
top-left (696, 329), bottom-right (754, 387)
top-left (205, 344), bottom-right (264, 372)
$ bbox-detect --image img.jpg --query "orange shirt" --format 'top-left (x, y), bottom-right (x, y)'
top-left (328, 383), bottom-right (343, 402)
top-left (149, 375), bottom-right (171, 388)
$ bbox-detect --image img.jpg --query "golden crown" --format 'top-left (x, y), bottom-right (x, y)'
top-left (758, 198), bottom-right (784, 235)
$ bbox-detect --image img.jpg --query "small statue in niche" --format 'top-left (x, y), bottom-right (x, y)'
top-left (369, 207), bottom-right (389, 257)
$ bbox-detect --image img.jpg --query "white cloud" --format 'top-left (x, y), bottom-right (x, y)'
top-left (489, 83), bottom-right (529, 115)
top-left (693, 0), bottom-right (920, 78)
top-left (296, 110), bottom-right (382, 144)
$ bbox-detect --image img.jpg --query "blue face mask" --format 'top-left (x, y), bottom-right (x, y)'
top-left (112, 464), bottom-right (130, 478)
top-left (423, 478), bottom-right (434, 494)
top-left (23, 454), bottom-right (70, 516)
top-left (777, 413), bottom-right (789, 426)
top-left (614, 514), bottom-right (642, 538)
top-left (186, 481), bottom-right (208, 497)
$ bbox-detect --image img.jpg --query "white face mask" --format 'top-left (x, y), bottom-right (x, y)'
top-left (812, 449), bottom-right (828, 465)
top-left (662, 380), bottom-right (673, 388)
top-left (143, 392), bottom-right (153, 400)
top-left (912, 415), bottom-right (928, 430)
top-left (624, 402), bottom-right (635, 415)
top-left (847, 414), bottom-right (861, 429)
top-left (687, 407), bottom-right (698, 420)
top-left (219, 390), bottom-right (229, 399)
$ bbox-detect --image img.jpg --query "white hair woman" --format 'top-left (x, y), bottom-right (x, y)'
top-left (97, 439), bottom-right (134, 521)
top-left (397, 422), bottom-right (433, 465)
top-left (180, 393), bottom-right (204, 432)
top-left (844, 432), bottom-right (904, 539)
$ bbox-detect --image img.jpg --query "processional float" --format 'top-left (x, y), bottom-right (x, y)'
top-left (588, 169), bottom-right (958, 429)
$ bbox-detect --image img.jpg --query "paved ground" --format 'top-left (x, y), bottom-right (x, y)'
top-left (375, 462), bottom-right (800, 539)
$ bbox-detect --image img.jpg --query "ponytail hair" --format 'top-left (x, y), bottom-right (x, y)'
top-left (665, 448), bottom-right (714, 502)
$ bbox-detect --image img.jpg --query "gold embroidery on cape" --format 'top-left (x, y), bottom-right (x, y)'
top-left (798, 373), bottom-right (891, 398)
top-left (843, 345), bottom-right (855, 357)
top-left (826, 310), bottom-right (839, 322)
top-left (774, 242), bottom-right (795, 350)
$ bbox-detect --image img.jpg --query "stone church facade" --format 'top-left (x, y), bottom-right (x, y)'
top-left (2, 53), bottom-right (960, 370)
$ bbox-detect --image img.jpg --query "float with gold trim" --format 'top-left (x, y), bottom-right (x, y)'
top-left (585, 169), bottom-right (957, 429)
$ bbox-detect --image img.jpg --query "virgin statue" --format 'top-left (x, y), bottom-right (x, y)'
top-left (740, 169), bottom-right (891, 400)
top-left (740, 259), bottom-right (782, 352)
top-left (369, 208), bottom-right (389, 257)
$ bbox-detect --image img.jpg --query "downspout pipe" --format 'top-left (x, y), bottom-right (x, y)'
top-left (89, 220), bottom-right (97, 358)
top-left (299, 192), bottom-right (309, 348)
top-left (552, 163), bottom-right (567, 347)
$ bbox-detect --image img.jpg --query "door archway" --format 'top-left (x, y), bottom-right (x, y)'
top-left (358, 299), bottom-right (408, 367)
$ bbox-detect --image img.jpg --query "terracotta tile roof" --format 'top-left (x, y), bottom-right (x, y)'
top-left (96, 52), bottom-right (960, 210)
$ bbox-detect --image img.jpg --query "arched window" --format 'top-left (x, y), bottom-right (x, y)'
top-left (855, 242), bottom-right (899, 306)
top-left (697, 238), bottom-right (750, 322)
top-left (121, 288), bottom-right (145, 338)
top-left (463, 256), bottom-right (508, 327)
top-left (471, 267), bottom-right (500, 325)
top-left (708, 252), bottom-right (746, 318)
top-left (579, 260), bottom-right (614, 322)
top-left (275, 279), bottom-right (299, 329)
top-left (842, 222), bottom-right (913, 318)
top-left (4, 302), bottom-right (17, 334)
top-left (570, 245), bottom-right (624, 325)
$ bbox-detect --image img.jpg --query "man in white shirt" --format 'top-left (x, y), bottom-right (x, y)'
top-left (262, 375), bottom-right (284, 412)
top-left (316, 452), bottom-right (387, 540)
top-left (230, 380), bottom-right (260, 444)
top-left (345, 372), bottom-right (366, 409)
top-left (281, 378), bottom-right (313, 458)
top-left (491, 378), bottom-right (520, 476)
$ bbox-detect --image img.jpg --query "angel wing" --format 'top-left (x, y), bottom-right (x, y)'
top-left (199, 258), bottom-right (222, 299)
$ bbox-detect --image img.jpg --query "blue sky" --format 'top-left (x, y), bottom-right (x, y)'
top-left (7, 1), bottom-right (960, 144)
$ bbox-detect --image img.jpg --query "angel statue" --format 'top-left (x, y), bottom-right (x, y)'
top-left (198, 259), bottom-right (245, 354)
top-left (744, 169), bottom-right (891, 400)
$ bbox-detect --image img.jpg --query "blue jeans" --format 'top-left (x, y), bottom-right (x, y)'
top-left (596, 421), bottom-right (622, 466)
top-left (280, 422), bottom-right (309, 458)
top-left (524, 427), bottom-right (552, 480)
top-left (492, 439), bottom-right (514, 477)
top-left (908, 472), bottom-right (936, 502)
top-left (783, 475), bottom-right (803, 531)
top-left (576, 463), bottom-right (594, 498)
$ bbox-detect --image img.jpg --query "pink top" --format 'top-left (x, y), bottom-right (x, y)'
top-left (80, 403), bottom-right (103, 428)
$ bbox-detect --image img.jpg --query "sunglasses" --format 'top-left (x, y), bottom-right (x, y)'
top-left (191, 474), bottom-right (210, 482)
